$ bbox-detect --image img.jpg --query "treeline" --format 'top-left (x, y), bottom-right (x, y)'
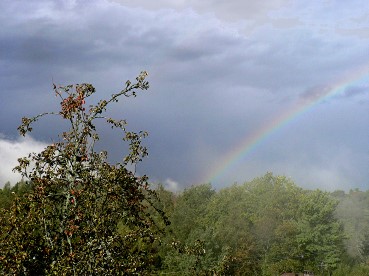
top-left (2, 173), bottom-right (369, 275)
top-left (149, 173), bottom-right (369, 275)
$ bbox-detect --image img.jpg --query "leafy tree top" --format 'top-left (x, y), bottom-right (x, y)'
top-left (1, 72), bottom-right (166, 275)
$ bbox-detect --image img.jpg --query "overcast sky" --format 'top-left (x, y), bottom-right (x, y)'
top-left (1, 0), bottom-right (369, 191)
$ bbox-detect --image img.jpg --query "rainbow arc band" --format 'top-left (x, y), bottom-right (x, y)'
top-left (203, 64), bottom-right (369, 185)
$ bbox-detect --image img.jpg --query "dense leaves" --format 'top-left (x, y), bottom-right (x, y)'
top-left (0, 72), bottom-right (166, 275)
top-left (156, 173), bottom-right (354, 275)
top-left (2, 173), bottom-right (369, 275)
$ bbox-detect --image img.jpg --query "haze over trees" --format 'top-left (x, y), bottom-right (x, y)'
top-left (1, 73), bottom-right (369, 275)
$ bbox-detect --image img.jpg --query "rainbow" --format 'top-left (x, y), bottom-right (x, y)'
top-left (202, 64), bottom-right (369, 185)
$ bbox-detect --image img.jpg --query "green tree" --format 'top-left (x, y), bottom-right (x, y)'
top-left (0, 72), bottom-right (166, 275)
top-left (333, 189), bottom-right (369, 264)
top-left (203, 184), bottom-right (259, 275)
top-left (0, 181), bottom-right (30, 210)
top-left (296, 190), bottom-right (345, 273)
top-left (169, 183), bottom-right (215, 242)
top-left (245, 173), bottom-right (303, 275)
top-left (0, 182), bottom-right (13, 210)
top-left (160, 183), bottom-right (219, 275)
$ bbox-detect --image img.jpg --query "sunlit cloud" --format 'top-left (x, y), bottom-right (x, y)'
top-left (0, 135), bottom-right (47, 186)
top-left (164, 178), bottom-right (180, 193)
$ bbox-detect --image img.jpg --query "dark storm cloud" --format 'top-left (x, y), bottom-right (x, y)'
top-left (341, 85), bottom-right (369, 98)
top-left (299, 85), bottom-right (333, 101)
top-left (1, 0), bottom-right (369, 191)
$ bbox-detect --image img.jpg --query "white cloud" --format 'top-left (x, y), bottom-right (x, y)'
top-left (0, 135), bottom-right (47, 187)
top-left (164, 178), bottom-right (180, 192)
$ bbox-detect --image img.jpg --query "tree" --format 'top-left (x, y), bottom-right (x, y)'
top-left (160, 183), bottom-right (218, 275)
top-left (243, 173), bottom-right (303, 275)
top-left (0, 181), bottom-right (30, 210)
top-left (0, 72), bottom-right (166, 275)
top-left (333, 189), bottom-right (369, 263)
top-left (196, 183), bottom-right (261, 275)
top-left (0, 182), bottom-right (13, 210)
top-left (296, 190), bottom-right (345, 273)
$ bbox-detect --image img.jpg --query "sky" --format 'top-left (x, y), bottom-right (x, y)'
top-left (1, 0), bottom-right (369, 191)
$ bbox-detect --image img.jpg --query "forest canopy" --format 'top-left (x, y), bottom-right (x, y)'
top-left (2, 174), bottom-right (369, 275)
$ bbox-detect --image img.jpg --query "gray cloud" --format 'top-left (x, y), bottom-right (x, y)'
top-left (1, 0), bottom-right (369, 191)
top-left (341, 85), bottom-right (369, 98)
top-left (109, 0), bottom-right (292, 23)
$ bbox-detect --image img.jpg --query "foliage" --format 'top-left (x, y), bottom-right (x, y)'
top-left (296, 190), bottom-right (345, 272)
top-left (333, 263), bottom-right (369, 276)
top-left (0, 181), bottom-right (30, 210)
top-left (333, 189), bottom-right (369, 263)
top-left (156, 173), bottom-right (347, 275)
top-left (158, 184), bottom-right (221, 275)
top-left (0, 72), bottom-right (166, 275)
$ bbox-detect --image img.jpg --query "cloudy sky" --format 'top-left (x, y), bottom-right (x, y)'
top-left (1, 0), bottom-right (369, 191)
